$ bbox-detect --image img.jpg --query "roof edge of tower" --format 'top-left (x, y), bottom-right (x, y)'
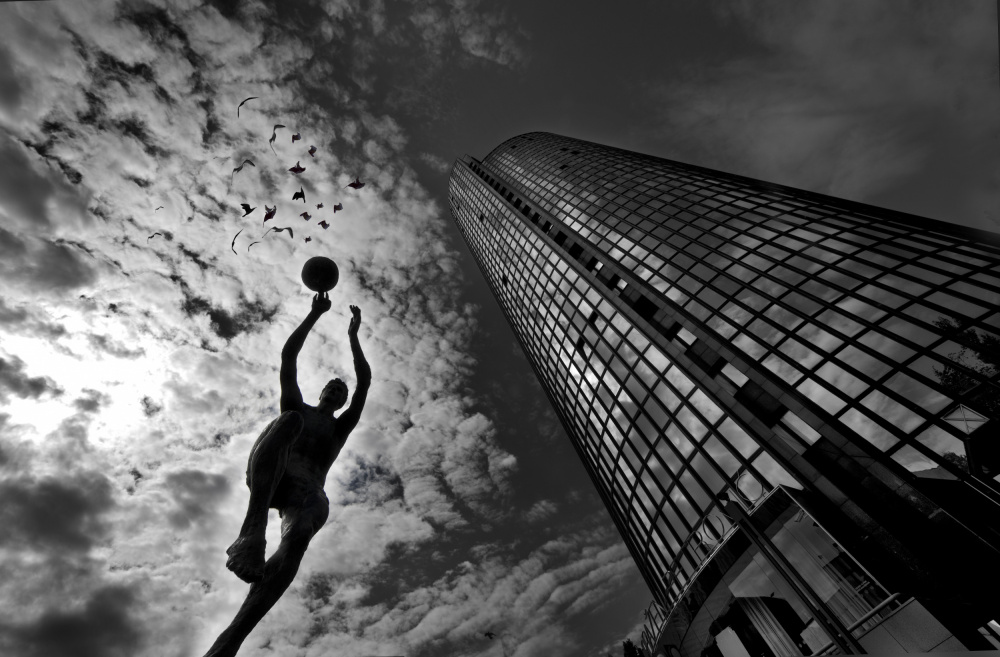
top-left (483, 132), bottom-right (559, 161)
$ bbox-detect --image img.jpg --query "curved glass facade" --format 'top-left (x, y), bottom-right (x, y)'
top-left (449, 132), bottom-right (1000, 655)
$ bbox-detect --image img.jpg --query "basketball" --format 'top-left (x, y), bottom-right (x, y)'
top-left (301, 256), bottom-right (339, 292)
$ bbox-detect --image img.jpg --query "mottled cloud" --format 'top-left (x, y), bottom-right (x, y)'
top-left (0, 354), bottom-right (64, 403)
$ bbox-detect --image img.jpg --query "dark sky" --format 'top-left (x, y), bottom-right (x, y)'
top-left (0, 1), bottom-right (996, 656)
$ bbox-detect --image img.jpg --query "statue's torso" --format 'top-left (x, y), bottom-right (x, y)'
top-left (272, 404), bottom-right (347, 508)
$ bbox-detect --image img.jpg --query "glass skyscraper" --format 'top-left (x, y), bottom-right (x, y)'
top-left (448, 132), bottom-right (1000, 656)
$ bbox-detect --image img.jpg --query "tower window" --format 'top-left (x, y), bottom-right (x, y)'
top-left (569, 243), bottom-right (584, 258)
top-left (554, 231), bottom-right (567, 245)
top-left (586, 257), bottom-right (599, 271)
top-left (658, 320), bottom-right (681, 340)
top-left (542, 221), bottom-right (552, 233)
top-left (632, 295), bottom-right (657, 322)
top-left (735, 381), bottom-right (786, 427)
top-left (686, 339), bottom-right (725, 377)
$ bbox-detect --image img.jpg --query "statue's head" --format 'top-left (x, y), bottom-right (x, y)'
top-left (319, 378), bottom-right (348, 412)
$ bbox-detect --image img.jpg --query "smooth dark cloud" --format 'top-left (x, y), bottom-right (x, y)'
top-left (164, 469), bottom-right (231, 530)
top-left (0, 354), bottom-right (64, 403)
top-left (0, 584), bottom-right (145, 657)
top-left (0, 43), bottom-right (25, 117)
top-left (0, 471), bottom-right (114, 552)
top-left (0, 138), bottom-right (83, 231)
top-left (0, 226), bottom-right (99, 293)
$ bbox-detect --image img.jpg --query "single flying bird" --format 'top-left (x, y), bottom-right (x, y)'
top-left (304, 237), bottom-right (312, 243)
top-left (333, 203), bottom-right (343, 213)
top-left (308, 145), bottom-right (317, 157)
top-left (237, 96), bottom-right (258, 117)
top-left (231, 159), bottom-right (255, 186)
top-left (231, 228), bottom-right (243, 254)
top-left (248, 241), bottom-right (260, 251)
top-left (241, 203), bottom-right (256, 217)
top-left (289, 161), bottom-right (305, 174)
top-left (269, 124), bottom-right (286, 155)
top-left (300, 212), bottom-right (311, 221)
top-left (292, 186), bottom-right (306, 203)
top-left (263, 205), bottom-right (276, 224)
top-left (345, 177), bottom-right (365, 189)
top-left (291, 132), bottom-right (301, 143)
top-left (147, 232), bottom-right (162, 242)
top-left (318, 220), bottom-right (329, 229)
top-left (154, 206), bottom-right (164, 212)
top-left (484, 631), bottom-right (496, 640)
top-left (263, 226), bottom-right (293, 239)
top-left (316, 203), bottom-right (323, 209)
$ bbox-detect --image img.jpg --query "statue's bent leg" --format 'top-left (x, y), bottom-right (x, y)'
top-left (225, 411), bottom-right (303, 584)
top-left (205, 490), bottom-right (329, 657)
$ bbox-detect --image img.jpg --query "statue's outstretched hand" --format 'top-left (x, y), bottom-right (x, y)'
top-left (312, 292), bottom-right (332, 314)
top-left (348, 304), bottom-right (361, 336)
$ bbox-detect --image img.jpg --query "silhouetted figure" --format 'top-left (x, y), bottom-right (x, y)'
top-left (289, 161), bottom-right (305, 174)
top-left (318, 221), bottom-right (329, 230)
top-left (231, 228), bottom-right (243, 254)
top-left (263, 205), bottom-right (276, 225)
top-left (292, 187), bottom-right (306, 203)
top-left (204, 300), bottom-right (370, 657)
top-left (147, 232), bottom-right (162, 242)
top-left (241, 203), bottom-right (256, 217)
top-left (345, 177), bottom-right (364, 189)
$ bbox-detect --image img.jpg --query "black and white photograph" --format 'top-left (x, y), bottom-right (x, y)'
top-left (0, 1), bottom-right (998, 656)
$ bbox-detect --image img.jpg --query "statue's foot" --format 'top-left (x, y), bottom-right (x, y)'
top-left (225, 534), bottom-right (266, 583)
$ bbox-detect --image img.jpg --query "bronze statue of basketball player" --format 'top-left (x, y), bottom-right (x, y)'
top-left (204, 292), bottom-right (370, 657)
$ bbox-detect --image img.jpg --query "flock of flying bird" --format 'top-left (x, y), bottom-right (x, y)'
top-left (147, 96), bottom-right (366, 253)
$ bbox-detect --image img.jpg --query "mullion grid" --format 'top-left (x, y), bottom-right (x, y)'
top-left (463, 164), bottom-right (774, 602)
top-left (474, 156), bottom-right (788, 515)
top-left (536, 159), bottom-right (998, 469)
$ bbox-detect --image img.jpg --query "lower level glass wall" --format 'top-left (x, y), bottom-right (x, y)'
top-left (655, 488), bottom-right (904, 657)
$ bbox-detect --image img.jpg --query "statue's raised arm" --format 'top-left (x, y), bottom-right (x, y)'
top-left (278, 293), bottom-right (330, 412)
top-left (337, 304), bottom-right (370, 435)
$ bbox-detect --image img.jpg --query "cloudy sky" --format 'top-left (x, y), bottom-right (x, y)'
top-left (0, 1), bottom-right (996, 656)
